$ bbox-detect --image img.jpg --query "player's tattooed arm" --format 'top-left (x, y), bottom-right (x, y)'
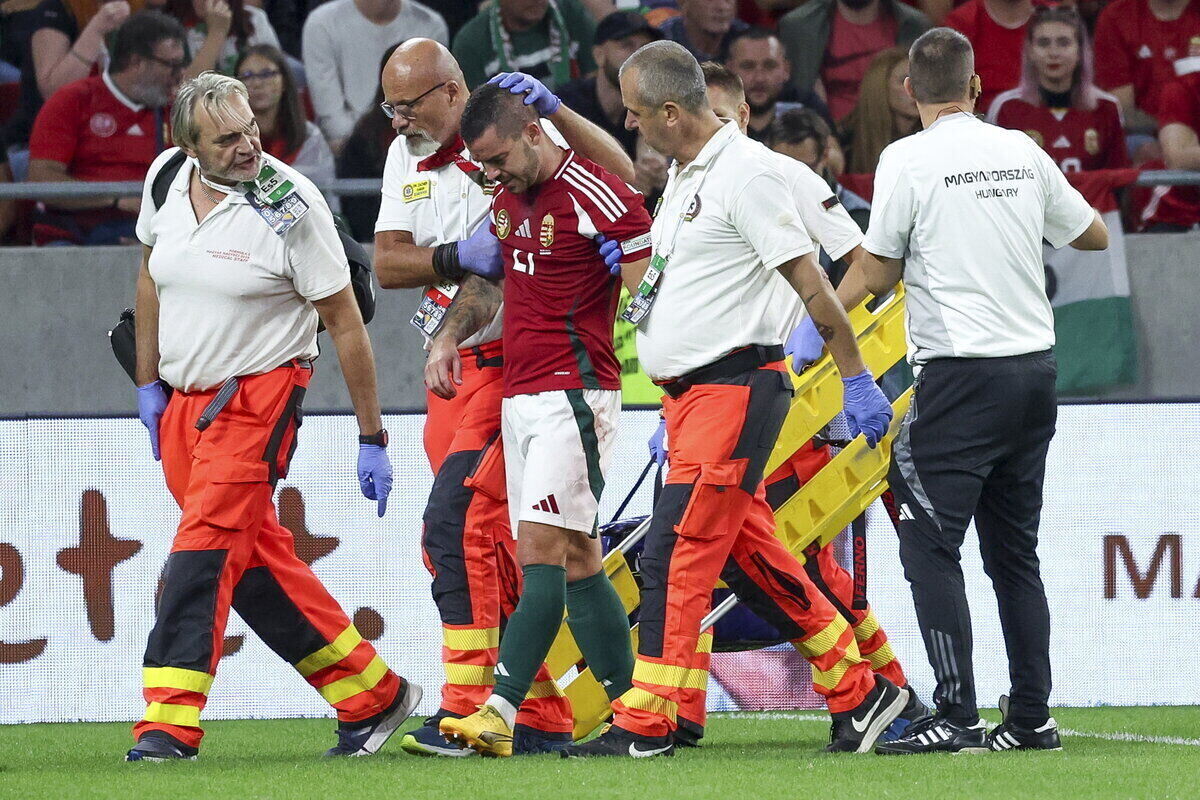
top-left (436, 273), bottom-right (503, 347)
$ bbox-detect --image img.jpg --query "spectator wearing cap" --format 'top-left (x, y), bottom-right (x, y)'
top-left (452, 0), bottom-right (597, 90)
top-left (778, 0), bottom-right (930, 121)
top-left (557, 10), bottom-right (661, 158)
top-left (722, 26), bottom-right (836, 141)
top-left (659, 0), bottom-right (749, 62)
top-left (303, 0), bottom-right (449, 152)
top-left (27, 10), bottom-right (185, 245)
top-left (944, 0), bottom-right (1035, 114)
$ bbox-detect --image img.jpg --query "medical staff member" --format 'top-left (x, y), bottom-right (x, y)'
top-left (371, 39), bottom-right (636, 757)
top-left (128, 72), bottom-right (417, 762)
top-left (564, 41), bottom-right (905, 759)
top-left (853, 29), bottom-right (1108, 756)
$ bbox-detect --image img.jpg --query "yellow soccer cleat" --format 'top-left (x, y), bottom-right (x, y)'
top-left (439, 705), bottom-right (514, 758)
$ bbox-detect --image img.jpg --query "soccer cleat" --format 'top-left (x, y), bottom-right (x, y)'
top-left (400, 715), bottom-right (477, 758)
top-left (325, 677), bottom-right (423, 757)
top-left (987, 695), bottom-right (1062, 752)
top-left (881, 685), bottom-right (935, 742)
top-left (874, 715), bottom-right (989, 755)
top-left (826, 674), bottom-right (907, 753)
top-left (673, 726), bottom-right (703, 749)
top-left (439, 704), bottom-right (514, 758)
top-left (512, 724), bottom-right (573, 755)
top-left (125, 732), bottom-right (198, 762)
top-left (560, 725), bottom-right (674, 759)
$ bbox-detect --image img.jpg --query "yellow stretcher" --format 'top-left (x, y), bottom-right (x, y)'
top-left (546, 288), bottom-right (911, 739)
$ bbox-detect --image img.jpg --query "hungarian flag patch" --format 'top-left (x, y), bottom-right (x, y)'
top-left (821, 195), bottom-right (841, 210)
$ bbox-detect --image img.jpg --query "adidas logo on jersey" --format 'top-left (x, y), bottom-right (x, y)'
top-left (533, 494), bottom-right (560, 514)
top-left (515, 219), bottom-right (532, 238)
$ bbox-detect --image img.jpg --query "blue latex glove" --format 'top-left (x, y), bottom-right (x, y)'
top-left (457, 224), bottom-right (504, 280)
top-left (596, 234), bottom-right (623, 276)
top-left (489, 71), bottom-right (561, 116)
top-left (785, 316), bottom-right (826, 372)
top-left (358, 444), bottom-right (393, 517)
top-left (136, 381), bottom-right (169, 461)
top-left (842, 370), bottom-right (893, 449)
top-left (648, 417), bottom-right (667, 465)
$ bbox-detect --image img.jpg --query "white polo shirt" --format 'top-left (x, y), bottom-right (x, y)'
top-left (864, 112), bottom-right (1094, 365)
top-left (635, 122), bottom-right (815, 380)
top-left (136, 148), bottom-right (349, 392)
top-left (376, 120), bottom-right (567, 349)
top-left (763, 149), bottom-right (864, 340)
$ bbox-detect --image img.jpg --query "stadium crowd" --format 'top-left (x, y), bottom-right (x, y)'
top-left (0, 0), bottom-right (1198, 244)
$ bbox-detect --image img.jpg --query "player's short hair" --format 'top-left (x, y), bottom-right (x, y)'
top-left (172, 71), bottom-right (250, 151)
top-left (700, 61), bottom-right (745, 103)
top-left (620, 40), bottom-right (708, 113)
top-left (767, 107), bottom-right (831, 152)
top-left (109, 10), bottom-right (186, 74)
top-left (908, 27), bottom-right (975, 104)
top-left (460, 82), bottom-right (538, 144)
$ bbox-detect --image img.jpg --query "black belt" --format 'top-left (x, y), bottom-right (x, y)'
top-left (471, 346), bottom-right (503, 369)
top-left (657, 344), bottom-right (784, 399)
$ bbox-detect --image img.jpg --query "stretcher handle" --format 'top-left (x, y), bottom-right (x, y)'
top-left (608, 456), bottom-right (656, 524)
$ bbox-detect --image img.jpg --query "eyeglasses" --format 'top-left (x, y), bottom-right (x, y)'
top-left (380, 81), bottom-right (448, 120)
top-left (238, 69), bottom-right (282, 83)
top-left (146, 53), bottom-right (188, 73)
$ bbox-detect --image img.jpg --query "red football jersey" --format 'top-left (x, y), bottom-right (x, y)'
top-left (29, 74), bottom-right (166, 182)
top-left (1144, 71), bottom-right (1200, 228)
top-left (492, 150), bottom-right (652, 397)
top-left (944, 0), bottom-right (1028, 114)
top-left (1094, 0), bottom-right (1200, 115)
top-left (988, 90), bottom-right (1130, 172)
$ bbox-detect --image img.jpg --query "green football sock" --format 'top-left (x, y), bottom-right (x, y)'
top-left (492, 563), bottom-right (567, 709)
top-left (566, 569), bottom-right (635, 701)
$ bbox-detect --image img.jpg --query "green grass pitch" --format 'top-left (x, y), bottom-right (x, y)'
top-left (2, 707), bottom-right (1198, 799)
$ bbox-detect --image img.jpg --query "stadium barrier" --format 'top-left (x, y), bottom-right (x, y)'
top-left (1, 403), bottom-right (1196, 726)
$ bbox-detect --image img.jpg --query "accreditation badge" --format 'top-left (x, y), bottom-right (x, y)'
top-left (410, 281), bottom-right (461, 337)
top-left (620, 253), bottom-right (667, 326)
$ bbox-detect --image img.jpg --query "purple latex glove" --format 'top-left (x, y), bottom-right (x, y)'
top-left (648, 417), bottom-right (667, 465)
top-left (358, 443), bottom-right (393, 517)
top-left (785, 316), bottom-right (826, 372)
top-left (136, 381), bottom-right (169, 461)
top-left (489, 71), bottom-right (561, 116)
top-left (457, 224), bottom-right (504, 280)
top-left (842, 370), bottom-right (892, 449)
top-left (596, 234), bottom-right (623, 275)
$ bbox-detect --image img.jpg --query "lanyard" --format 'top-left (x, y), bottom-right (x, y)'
top-left (622, 128), bottom-right (734, 325)
top-left (488, 0), bottom-right (572, 87)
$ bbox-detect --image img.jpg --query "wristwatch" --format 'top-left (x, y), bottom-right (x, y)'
top-left (358, 429), bottom-right (388, 447)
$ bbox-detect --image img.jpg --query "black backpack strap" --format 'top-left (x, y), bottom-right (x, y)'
top-left (151, 150), bottom-right (188, 210)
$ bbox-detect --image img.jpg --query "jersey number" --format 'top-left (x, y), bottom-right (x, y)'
top-left (513, 250), bottom-right (536, 275)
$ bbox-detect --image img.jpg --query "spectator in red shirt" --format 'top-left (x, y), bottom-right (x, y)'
top-left (944, 0), bottom-right (1033, 114)
top-left (27, 10), bottom-right (185, 245)
top-left (840, 46), bottom-right (920, 172)
top-left (988, 4), bottom-right (1129, 173)
top-left (1143, 42), bottom-right (1200, 230)
top-left (778, 0), bottom-right (931, 122)
top-left (1094, 0), bottom-right (1200, 123)
top-left (233, 45), bottom-right (334, 188)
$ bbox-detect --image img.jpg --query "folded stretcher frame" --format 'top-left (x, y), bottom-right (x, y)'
top-left (545, 287), bottom-right (912, 738)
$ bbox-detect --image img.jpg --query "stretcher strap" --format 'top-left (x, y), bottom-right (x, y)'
top-left (195, 377), bottom-right (239, 431)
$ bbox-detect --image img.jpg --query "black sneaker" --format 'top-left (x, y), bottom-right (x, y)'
top-left (826, 674), bottom-right (907, 753)
top-left (512, 724), bottom-right (573, 755)
top-left (874, 715), bottom-right (989, 755)
top-left (125, 732), bottom-right (198, 762)
top-left (560, 725), bottom-right (674, 759)
top-left (987, 695), bottom-right (1062, 752)
top-left (324, 678), bottom-right (423, 757)
top-left (399, 713), bottom-right (476, 758)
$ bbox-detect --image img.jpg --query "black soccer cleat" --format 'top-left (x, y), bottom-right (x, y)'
top-left (874, 715), bottom-right (990, 755)
top-left (125, 731), bottom-right (199, 762)
top-left (325, 677), bottom-right (423, 757)
top-left (987, 695), bottom-right (1062, 752)
top-left (560, 725), bottom-right (674, 759)
top-left (826, 674), bottom-right (907, 753)
top-left (513, 723), bottom-right (573, 755)
top-left (880, 685), bottom-right (935, 742)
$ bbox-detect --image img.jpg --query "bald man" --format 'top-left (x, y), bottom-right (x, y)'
top-left (371, 39), bottom-right (635, 758)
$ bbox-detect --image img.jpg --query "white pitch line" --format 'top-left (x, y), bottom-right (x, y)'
top-left (710, 711), bottom-right (1200, 747)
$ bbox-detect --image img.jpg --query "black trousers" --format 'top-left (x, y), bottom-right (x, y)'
top-left (887, 350), bottom-right (1057, 726)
